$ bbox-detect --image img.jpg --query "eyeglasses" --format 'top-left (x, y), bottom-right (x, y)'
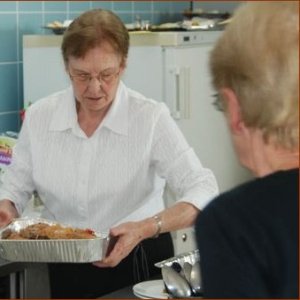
top-left (69, 68), bottom-right (120, 86)
top-left (212, 93), bottom-right (225, 112)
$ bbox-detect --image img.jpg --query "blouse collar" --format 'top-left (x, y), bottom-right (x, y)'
top-left (50, 81), bottom-right (129, 137)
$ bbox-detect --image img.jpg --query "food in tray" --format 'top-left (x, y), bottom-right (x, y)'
top-left (1, 222), bottom-right (96, 240)
top-left (0, 218), bottom-right (108, 262)
top-left (46, 20), bottom-right (64, 29)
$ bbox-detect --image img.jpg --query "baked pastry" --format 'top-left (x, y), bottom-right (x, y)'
top-left (1, 222), bottom-right (96, 240)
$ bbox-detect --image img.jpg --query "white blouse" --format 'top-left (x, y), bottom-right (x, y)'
top-left (0, 82), bottom-right (218, 232)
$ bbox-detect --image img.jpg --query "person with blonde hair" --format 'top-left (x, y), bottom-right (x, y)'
top-left (195, 1), bottom-right (299, 298)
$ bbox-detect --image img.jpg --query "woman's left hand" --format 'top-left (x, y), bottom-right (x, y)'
top-left (93, 220), bottom-right (151, 268)
top-left (93, 202), bottom-right (199, 268)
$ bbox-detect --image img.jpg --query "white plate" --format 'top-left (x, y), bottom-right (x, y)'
top-left (133, 279), bottom-right (168, 299)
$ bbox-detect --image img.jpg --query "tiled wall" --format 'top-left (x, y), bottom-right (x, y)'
top-left (0, 1), bottom-right (190, 133)
top-left (0, 1), bottom-right (239, 133)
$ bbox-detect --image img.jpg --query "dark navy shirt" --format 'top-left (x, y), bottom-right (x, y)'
top-left (196, 169), bottom-right (299, 298)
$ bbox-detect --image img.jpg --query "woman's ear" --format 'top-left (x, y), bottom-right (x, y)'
top-left (220, 88), bottom-right (245, 135)
top-left (119, 57), bottom-right (127, 76)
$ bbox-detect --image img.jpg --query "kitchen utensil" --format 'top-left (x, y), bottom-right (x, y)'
top-left (155, 249), bottom-right (200, 268)
top-left (182, 262), bottom-right (193, 283)
top-left (190, 261), bottom-right (202, 295)
top-left (161, 265), bottom-right (192, 298)
top-left (171, 261), bottom-right (182, 273)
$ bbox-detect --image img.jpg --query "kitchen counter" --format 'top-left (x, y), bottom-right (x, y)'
top-left (23, 30), bottom-right (221, 48)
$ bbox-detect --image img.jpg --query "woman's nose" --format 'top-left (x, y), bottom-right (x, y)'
top-left (87, 77), bottom-right (102, 92)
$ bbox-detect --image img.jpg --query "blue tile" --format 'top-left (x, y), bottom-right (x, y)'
top-left (0, 113), bottom-right (20, 133)
top-left (115, 13), bottom-right (133, 24)
top-left (18, 1), bottom-right (43, 12)
top-left (153, 12), bottom-right (172, 24)
top-left (91, 1), bottom-right (112, 10)
top-left (134, 1), bottom-right (152, 12)
top-left (44, 13), bottom-right (68, 26)
top-left (69, 12), bottom-right (82, 21)
top-left (193, 2), bottom-right (241, 13)
top-left (18, 14), bottom-right (44, 60)
top-left (0, 14), bottom-right (17, 62)
top-left (17, 63), bottom-right (24, 111)
top-left (113, 1), bottom-right (133, 12)
top-left (44, 1), bottom-right (67, 11)
top-left (152, 13), bottom-right (161, 25)
top-left (153, 1), bottom-right (171, 12)
top-left (172, 2), bottom-right (190, 12)
top-left (69, 1), bottom-right (91, 12)
top-left (0, 1), bottom-right (16, 12)
top-left (0, 64), bottom-right (18, 112)
top-left (168, 12), bottom-right (182, 23)
top-left (137, 13), bottom-right (152, 24)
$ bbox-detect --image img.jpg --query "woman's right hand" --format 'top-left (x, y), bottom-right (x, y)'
top-left (0, 199), bottom-right (19, 228)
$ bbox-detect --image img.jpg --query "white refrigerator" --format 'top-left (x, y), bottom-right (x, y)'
top-left (123, 31), bottom-right (252, 253)
top-left (23, 32), bottom-right (252, 254)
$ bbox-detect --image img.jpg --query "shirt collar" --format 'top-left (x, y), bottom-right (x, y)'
top-left (49, 86), bottom-right (77, 132)
top-left (102, 81), bottom-right (128, 136)
top-left (49, 82), bottom-right (128, 136)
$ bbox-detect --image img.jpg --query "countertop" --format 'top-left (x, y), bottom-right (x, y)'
top-left (23, 30), bottom-right (222, 48)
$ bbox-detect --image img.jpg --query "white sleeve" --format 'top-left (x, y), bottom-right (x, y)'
top-left (151, 104), bottom-right (219, 210)
top-left (0, 114), bottom-right (35, 214)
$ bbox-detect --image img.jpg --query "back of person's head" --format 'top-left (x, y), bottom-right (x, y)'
top-left (61, 8), bottom-right (129, 67)
top-left (210, 1), bottom-right (299, 150)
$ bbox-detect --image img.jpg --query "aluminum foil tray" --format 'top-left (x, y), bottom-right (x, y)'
top-left (155, 249), bottom-right (200, 268)
top-left (0, 218), bottom-right (109, 263)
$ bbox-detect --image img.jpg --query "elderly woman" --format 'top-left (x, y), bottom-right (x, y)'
top-left (195, 1), bottom-right (299, 298)
top-left (0, 9), bottom-right (218, 298)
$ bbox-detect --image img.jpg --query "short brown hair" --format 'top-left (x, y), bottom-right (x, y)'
top-left (61, 9), bottom-right (129, 66)
top-left (210, 1), bottom-right (299, 150)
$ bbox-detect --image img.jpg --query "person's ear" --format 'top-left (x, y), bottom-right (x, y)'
top-left (119, 57), bottom-right (127, 76)
top-left (220, 88), bottom-right (245, 135)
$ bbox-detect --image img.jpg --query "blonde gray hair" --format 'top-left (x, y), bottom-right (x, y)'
top-left (210, 1), bottom-right (299, 150)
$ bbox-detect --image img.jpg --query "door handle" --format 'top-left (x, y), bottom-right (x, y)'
top-left (170, 67), bottom-right (190, 120)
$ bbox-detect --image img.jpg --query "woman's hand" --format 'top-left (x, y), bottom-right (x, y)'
top-left (93, 202), bottom-right (199, 268)
top-left (0, 199), bottom-right (19, 228)
top-left (93, 218), bottom-right (156, 268)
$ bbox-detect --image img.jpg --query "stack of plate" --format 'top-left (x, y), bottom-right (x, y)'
top-left (132, 280), bottom-right (168, 299)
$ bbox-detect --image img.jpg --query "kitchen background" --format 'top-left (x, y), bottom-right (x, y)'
top-left (0, 1), bottom-right (240, 133)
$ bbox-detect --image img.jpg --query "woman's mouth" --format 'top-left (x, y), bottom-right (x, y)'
top-left (87, 96), bottom-right (103, 101)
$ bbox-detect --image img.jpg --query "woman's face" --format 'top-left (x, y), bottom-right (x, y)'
top-left (66, 42), bottom-right (125, 115)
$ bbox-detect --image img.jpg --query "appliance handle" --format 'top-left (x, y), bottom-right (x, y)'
top-left (174, 67), bottom-right (190, 120)
top-left (174, 71), bottom-right (181, 119)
